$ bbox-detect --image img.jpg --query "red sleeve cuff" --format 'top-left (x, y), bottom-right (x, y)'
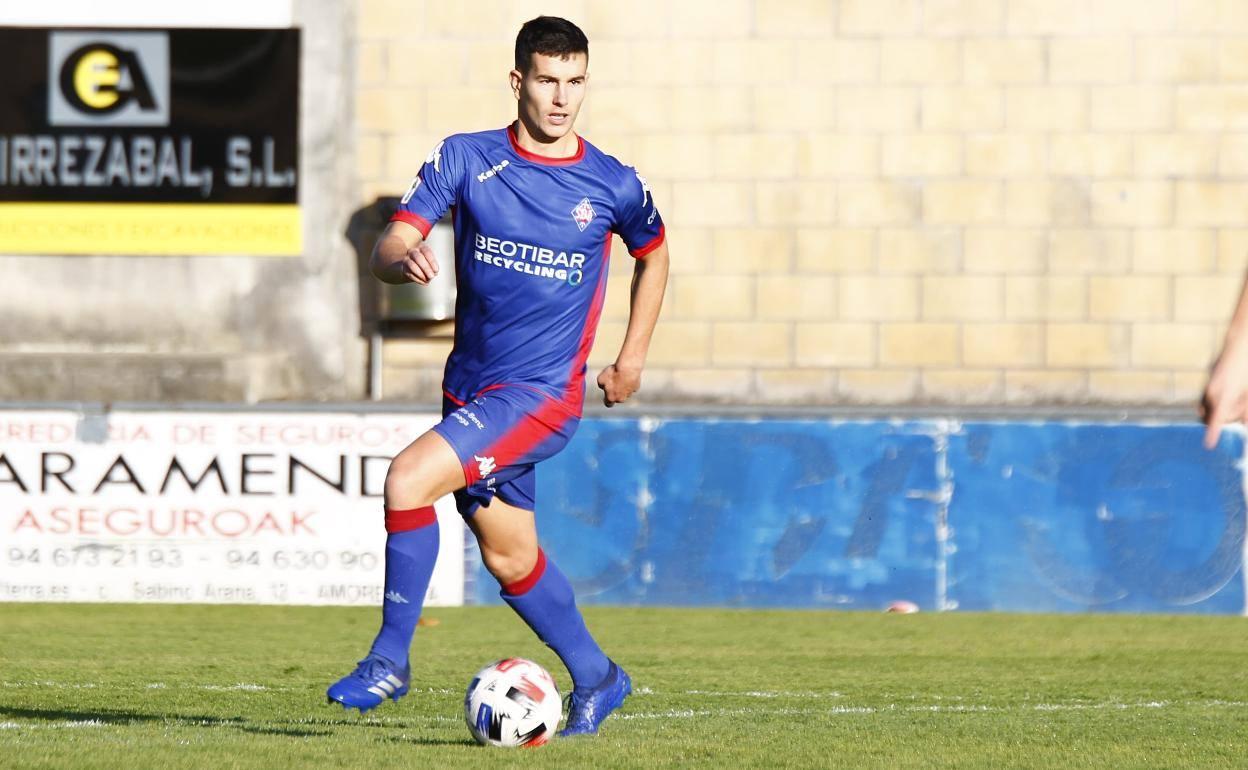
top-left (390, 210), bottom-right (433, 238)
top-left (629, 224), bottom-right (666, 259)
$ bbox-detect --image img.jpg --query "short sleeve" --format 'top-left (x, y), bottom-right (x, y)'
top-left (391, 137), bottom-right (462, 237)
top-left (613, 167), bottom-right (666, 258)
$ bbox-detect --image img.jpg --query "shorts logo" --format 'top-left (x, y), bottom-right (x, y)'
top-left (571, 197), bottom-right (595, 231)
top-left (48, 32), bottom-right (170, 126)
top-left (474, 455), bottom-right (497, 477)
top-left (460, 408), bottom-right (485, 430)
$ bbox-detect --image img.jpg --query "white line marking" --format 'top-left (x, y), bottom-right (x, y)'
top-left (1, 681), bottom-right (99, 689)
top-left (618, 700), bottom-right (1248, 721)
top-left (679, 690), bottom-right (844, 699)
top-left (3, 679), bottom-right (1246, 727)
top-left (405, 687), bottom-right (457, 695)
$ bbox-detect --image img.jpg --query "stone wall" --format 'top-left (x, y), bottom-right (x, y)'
top-left (360, 0), bottom-right (1248, 406)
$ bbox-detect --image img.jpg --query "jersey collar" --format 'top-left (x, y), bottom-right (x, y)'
top-left (506, 123), bottom-right (585, 167)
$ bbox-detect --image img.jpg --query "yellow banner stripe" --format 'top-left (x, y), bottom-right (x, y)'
top-left (0, 203), bottom-right (302, 256)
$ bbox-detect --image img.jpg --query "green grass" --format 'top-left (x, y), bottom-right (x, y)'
top-left (0, 604), bottom-right (1245, 768)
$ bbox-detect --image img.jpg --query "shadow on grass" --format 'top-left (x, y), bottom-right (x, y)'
top-left (0, 705), bottom-right (242, 727)
top-left (0, 704), bottom-right (475, 747)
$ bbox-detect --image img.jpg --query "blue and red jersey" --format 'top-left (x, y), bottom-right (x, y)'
top-left (392, 125), bottom-right (665, 416)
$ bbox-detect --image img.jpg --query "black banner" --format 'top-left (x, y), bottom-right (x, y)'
top-left (0, 28), bottom-right (299, 204)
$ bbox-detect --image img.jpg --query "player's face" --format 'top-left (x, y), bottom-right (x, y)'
top-left (511, 53), bottom-right (588, 142)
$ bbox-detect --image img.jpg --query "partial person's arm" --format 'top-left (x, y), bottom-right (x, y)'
top-left (370, 220), bottom-right (440, 285)
top-left (597, 240), bottom-right (669, 407)
top-left (1202, 274), bottom-right (1248, 448)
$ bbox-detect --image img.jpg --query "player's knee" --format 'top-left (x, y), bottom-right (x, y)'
top-left (481, 544), bottom-right (539, 587)
top-left (384, 453), bottom-right (438, 508)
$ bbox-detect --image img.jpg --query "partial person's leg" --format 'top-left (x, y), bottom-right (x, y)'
top-left (327, 429), bottom-right (463, 711)
top-left (366, 430), bottom-right (464, 666)
top-left (467, 496), bottom-right (610, 691)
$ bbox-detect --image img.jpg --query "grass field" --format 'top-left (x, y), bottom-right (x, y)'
top-left (0, 604), bottom-right (1245, 769)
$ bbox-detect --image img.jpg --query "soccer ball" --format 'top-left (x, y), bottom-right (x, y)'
top-left (464, 658), bottom-right (562, 747)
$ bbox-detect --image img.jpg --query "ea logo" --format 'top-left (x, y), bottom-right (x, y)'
top-left (59, 43), bottom-right (156, 115)
top-left (48, 32), bottom-right (169, 127)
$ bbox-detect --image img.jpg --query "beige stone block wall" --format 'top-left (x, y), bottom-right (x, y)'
top-left (360, 0), bottom-right (1248, 407)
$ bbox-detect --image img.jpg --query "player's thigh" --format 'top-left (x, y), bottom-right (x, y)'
top-left (466, 496), bottom-right (539, 583)
top-left (384, 429), bottom-right (466, 507)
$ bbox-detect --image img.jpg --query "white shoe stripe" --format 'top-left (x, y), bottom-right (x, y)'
top-left (385, 675), bottom-right (404, 688)
top-left (368, 685), bottom-right (388, 698)
top-left (375, 679), bottom-right (395, 694)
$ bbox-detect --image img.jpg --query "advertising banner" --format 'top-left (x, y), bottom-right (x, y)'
top-left (0, 27), bottom-right (300, 255)
top-left (477, 418), bottom-right (1247, 615)
top-left (0, 408), bottom-right (464, 606)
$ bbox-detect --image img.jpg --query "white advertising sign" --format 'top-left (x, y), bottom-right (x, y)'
top-left (0, 408), bottom-right (464, 606)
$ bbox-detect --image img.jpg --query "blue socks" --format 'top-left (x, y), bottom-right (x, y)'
top-left (367, 509), bottom-right (606, 690)
top-left (501, 549), bottom-right (610, 690)
top-left (368, 507), bottom-right (440, 668)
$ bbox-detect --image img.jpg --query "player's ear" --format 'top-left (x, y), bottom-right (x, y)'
top-left (509, 69), bottom-right (522, 99)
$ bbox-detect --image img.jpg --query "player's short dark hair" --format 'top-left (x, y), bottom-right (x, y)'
top-left (514, 16), bottom-right (589, 73)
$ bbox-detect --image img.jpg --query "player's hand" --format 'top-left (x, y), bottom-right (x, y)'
top-left (400, 243), bottom-right (439, 285)
top-left (1201, 342), bottom-right (1248, 449)
top-left (596, 363), bottom-right (641, 408)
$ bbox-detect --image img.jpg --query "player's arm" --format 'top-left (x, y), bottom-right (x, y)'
top-left (597, 240), bottom-right (669, 407)
top-left (369, 220), bottom-right (440, 285)
top-left (1202, 273), bottom-right (1248, 448)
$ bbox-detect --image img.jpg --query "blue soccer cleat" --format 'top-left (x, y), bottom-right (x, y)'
top-left (559, 660), bottom-right (632, 737)
top-left (326, 655), bottom-right (410, 713)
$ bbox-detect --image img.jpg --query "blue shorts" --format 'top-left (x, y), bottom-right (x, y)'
top-left (432, 384), bottom-right (580, 516)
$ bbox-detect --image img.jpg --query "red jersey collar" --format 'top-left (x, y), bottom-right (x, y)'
top-left (507, 123), bottom-right (584, 166)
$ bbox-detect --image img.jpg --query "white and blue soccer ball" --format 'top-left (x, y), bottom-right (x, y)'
top-left (464, 658), bottom-right (562, 747)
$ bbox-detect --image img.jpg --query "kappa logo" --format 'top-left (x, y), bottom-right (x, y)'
top-left (474, 455), bottom-right (497, 477)
top-left (426, 140), bottom-right (444, 173)
top-left (571, 197), bottom-right (595, 231)
top-left (400, 174), bottom-right (422, 204)
top-left (635, 170), bottom-right (651, 208)
top-left (477, 159), bottom-right (509, 183)
top-left (384, 590), bottom-right (409, 604)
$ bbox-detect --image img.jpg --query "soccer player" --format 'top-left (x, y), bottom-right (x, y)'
top-left (1203, 275), bottom-right (1248, 449)
top-left (327, 17), bottom-right (668, 737)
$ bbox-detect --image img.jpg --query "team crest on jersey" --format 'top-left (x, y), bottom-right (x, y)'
top-left (571, 197), bottom-right (595, 231)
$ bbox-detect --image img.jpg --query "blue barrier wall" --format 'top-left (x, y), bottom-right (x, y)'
top-left (473, 418), bottom-right (1247, 615)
